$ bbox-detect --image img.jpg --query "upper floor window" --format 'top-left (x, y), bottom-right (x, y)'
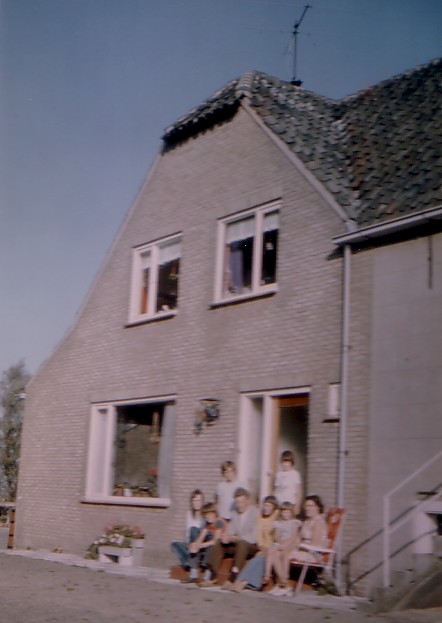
top-left (129, 235), bottom-right (181, 323)
top-left (216, 202), bottom-right (279, 302)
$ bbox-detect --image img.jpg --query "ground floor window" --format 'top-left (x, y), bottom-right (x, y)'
top-left (237, 390), bottom-right (309, 503)
top-left (85, 397), bottom-right (175, 506)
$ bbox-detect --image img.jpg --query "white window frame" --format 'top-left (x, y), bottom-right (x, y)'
top-left (214, 201), bottom-right (280, 304)
top-left (128, 233), bottom-right (181, 324)
top-left (84, 396), bottom-right (175, 507)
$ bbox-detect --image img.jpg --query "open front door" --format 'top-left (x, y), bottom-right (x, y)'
top-left (276, 395), bottom-right (308, 493)
top-left (238, 392), bottom-right (309, 504)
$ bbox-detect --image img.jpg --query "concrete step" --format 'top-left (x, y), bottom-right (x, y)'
top-left (392, 564), bottom-right (442, 611)
top-left (372, 561), bottom-right (442, 612)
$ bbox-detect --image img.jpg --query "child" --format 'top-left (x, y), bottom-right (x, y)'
top-left (170, 489), bottom-right (205, 570)
top-left (273, 450), bottom-right (302, 515)
top-left (266, 501), bottom-right (300, 597)
top-left (183, 502), bottom-right (226, 583)
top-left (215, 460), bottom-right (245, 522)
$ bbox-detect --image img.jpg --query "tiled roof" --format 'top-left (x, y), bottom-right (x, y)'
top-left (162, 59), bottom-right (442, 226)
top-left (162, 79), bottom-right (240, 149)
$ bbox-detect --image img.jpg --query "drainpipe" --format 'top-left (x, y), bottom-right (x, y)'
top-left (336, 243), bottom-right (351, 589)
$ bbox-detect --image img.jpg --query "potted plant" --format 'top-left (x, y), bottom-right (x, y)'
top-left (85, 524), bottom-right (145, 561)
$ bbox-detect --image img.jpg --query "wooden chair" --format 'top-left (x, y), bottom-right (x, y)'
top-left (289, 507), bottom-right (345, 595)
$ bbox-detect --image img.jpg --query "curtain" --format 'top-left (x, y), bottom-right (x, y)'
top-left (264, 210), bottom-right (279, 232)
top-left (159, 239), bottom-right (181, 264)
top-left (225, 216), bottom-right (255, 244)
top-left (157, 403), bottom-right (176, 498)
top-left (229, 240), bottom-right (244, 292)
top-left (140, 250), bottom-right (151, 270)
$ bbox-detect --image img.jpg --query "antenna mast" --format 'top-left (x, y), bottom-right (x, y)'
top-left (291, 4), bottom-right (311, 86)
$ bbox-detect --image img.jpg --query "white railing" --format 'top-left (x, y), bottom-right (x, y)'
top-left (383, 448), bottom-right (442, 588)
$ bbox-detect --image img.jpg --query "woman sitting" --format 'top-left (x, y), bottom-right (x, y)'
top-left (170, 489), bottom-right (205, 572)
top-left (291, 494), bottom-right (327, 563)
top-left (268, 494), bottom-right (327, 597)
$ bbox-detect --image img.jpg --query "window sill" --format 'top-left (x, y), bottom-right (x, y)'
top-left (210, 286), bottom-right (277, 309)
top-left (126, 311), bottom-right (177, 327)
top-left (82, 496), bottom-right (171, 508)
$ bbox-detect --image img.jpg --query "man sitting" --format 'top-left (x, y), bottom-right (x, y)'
top-left (200, 487), bottom-right (258, 588)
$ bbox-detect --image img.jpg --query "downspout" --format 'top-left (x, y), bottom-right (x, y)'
top-left (336, 242), bottom-right (351, 589)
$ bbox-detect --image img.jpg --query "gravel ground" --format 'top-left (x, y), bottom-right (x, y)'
top-left (1, 551), bottom-right (441, 623)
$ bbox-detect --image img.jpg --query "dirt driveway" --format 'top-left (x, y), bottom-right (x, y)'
top-left (0, 551), bottom-right (440, 623)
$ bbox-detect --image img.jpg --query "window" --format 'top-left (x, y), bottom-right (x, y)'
top-left (129, 235), bottom-right (181, 323)
top-left (85, 398), bottom-right (175, 506)
top-left (216, 203), bottom-right (279, 301)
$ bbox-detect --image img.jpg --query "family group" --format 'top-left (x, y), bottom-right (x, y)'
top-left (170, 451), bottom-right (328, 597)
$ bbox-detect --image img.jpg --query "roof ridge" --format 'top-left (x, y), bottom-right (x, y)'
top-left (341, 56), bottom-right (442, 103)
top-left (235, 70), bottom-right (256, 99)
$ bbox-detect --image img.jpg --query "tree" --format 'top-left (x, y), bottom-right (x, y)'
top-left (0, 361), bottom-right (30, 501)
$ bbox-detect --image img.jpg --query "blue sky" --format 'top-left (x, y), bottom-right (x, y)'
top-left (0, 0), bottom-right (441, 376)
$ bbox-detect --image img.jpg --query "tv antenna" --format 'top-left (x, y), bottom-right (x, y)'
top-left (291, 4), bottom-right (311, 86)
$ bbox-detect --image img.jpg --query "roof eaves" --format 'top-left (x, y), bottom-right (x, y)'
top-left (333, 204), bottom-right (442, 246)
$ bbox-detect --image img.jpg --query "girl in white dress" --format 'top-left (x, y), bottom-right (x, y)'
top-left (266, 502), bottom-right (300, 596)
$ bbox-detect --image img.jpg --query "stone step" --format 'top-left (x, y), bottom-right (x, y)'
top-left (372, 560), bottom-right (442, 612)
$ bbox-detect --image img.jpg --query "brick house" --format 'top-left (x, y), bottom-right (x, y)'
top-left (15, 58), bottom-right (442, 596)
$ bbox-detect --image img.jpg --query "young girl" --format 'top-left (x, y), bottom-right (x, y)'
top-left (266, 501), bottom-right (300, 596)
top-left (170, 489), bottom-right (205, 570)
top-left (273, 450), bottom-right (303, 516)
top-left (230, 495), bottom-right (279, 592)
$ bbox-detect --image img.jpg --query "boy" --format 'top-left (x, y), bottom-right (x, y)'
top-left (215, 460), bottom-right (245, 522)
top-left (273, 450), bottom-right (302, 515)
top-left (182, 503), bottom-right (225, 583)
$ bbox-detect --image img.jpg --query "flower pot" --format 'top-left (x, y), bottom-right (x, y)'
top-left (98, 546), bottom-right (135, 567)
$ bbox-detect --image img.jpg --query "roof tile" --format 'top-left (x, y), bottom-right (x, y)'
top-left (162, 59), bottom-right (442, 226)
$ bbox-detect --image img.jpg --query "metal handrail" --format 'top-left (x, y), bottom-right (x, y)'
top-left (383, 448), bottom-right (442, 588)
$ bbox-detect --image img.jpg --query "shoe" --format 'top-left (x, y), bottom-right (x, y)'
top-left (262, 576), bottom-right (271, 586)
top-left (268, 585), bottom-right (284, 596)
top-left (180, 577), bottom-right (199, 584)
top-left (232, 585), bottom-right (245, 593)
top-left (222, 580), bottom-right (235, 591)
top-left (278, 586), bottom-right (293, 597)
top-left (199, 579), bottom-right (216, 588)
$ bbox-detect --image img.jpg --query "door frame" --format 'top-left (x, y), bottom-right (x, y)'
top-left (237, 387), bottom-right (310, 500)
